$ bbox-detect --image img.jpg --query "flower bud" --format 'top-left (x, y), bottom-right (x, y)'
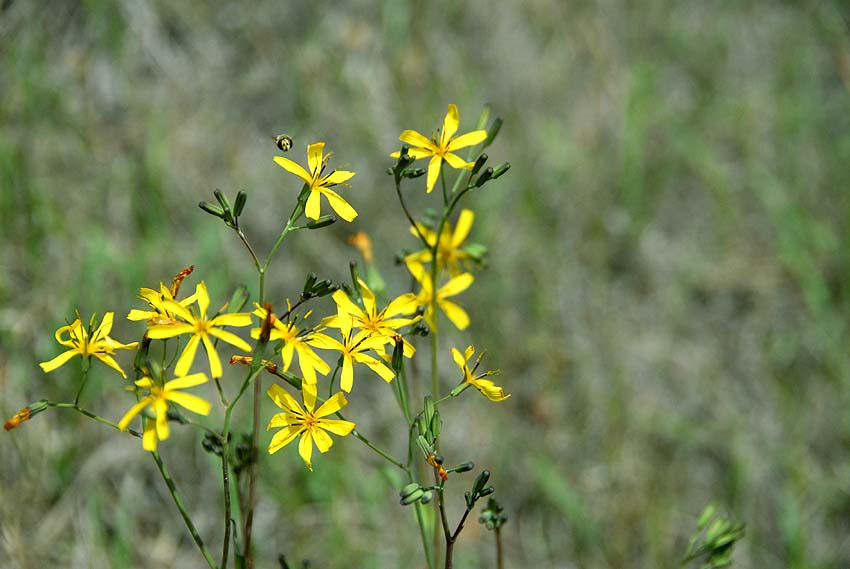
top-left (4, 400), bottom-right (48, 431)
top-left (472, 470), bottom-right (491, 495)
top-left (199, 201), bottom-right (225, 218)
top-left (484, 117), bottom-right (503, 148)
top-left (475, 167), bottom-right (494, 188)
top-left (450, 382), bottom-right (471, 397)
top-left (401, 168), bottom-right (426, 179)
top-left (470, 153), bottom-right (488, 176)
top-left (400, 487), bottom-right (425, 506)
top-left (391, 336), bottom-right (404, 373)
top-left (491, 162), bottom-right (510, 180)
top-left (302, 273), bottom-right (318, 296)
top-left (479, 486), bottom-right (495, 498)
top-left (419, 490), bottom-right (433, 504)
top-left (233, 190), bottom-right (248, 217)
top-left (306, 215), bottom-right (337, 229)
top-left (449, 461), bottom-right (475, 474)
top-left (214, 189), bottom-right (233, 215)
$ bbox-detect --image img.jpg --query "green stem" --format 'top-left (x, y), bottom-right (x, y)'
top-left (495, 527), bottom-right (503, 569)
top-left (221, 452), bottom-right (232, 569)
top-left (73, 358), bottom-right (91, 406)
top-left (151, 451), bottom-right (218, 569)
top-left (48, 402), bottom-right (141, 437)
top-left (350, 429), bottom-right (407, 471)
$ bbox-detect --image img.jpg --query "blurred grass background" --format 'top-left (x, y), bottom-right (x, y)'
top-left (3, 0), bottom-right (850, 567)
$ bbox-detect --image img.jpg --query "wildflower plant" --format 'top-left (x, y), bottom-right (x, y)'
top-left (7, 104), bottom-right (510, 568)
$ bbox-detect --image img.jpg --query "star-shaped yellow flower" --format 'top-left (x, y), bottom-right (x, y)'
top-left (274, 141), bottom-right (357, 221)
top-left (323, 278), bottom-right (420, 357)
top-left (406, 208), bottom-right (476, 277)
top-left (251, 304), bottom-right (330, 399)
top-left (309, 326), bottom-right (394, 393)
top-left (391, 104), bottom-right (487, 193)
top-left (266, 383), bottom-right (355, 471)
top-left (452, 345), bottom-right (509, 402)
top-left (406, 260), bottom-right (473, 331)
top-left (146, 282), bottom-right (252, 378)
top-left (127, 283), bottom-right (199, 325)
top-left (39, 312), bottom-right (138, 378)
top-left (118, 373), bottom-right (212, 451)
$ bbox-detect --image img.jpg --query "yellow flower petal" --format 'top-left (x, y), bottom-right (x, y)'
top-left (446, 129), bottom-right (487, 151)
top-left (399, 130), bottom-right (434, 150)
top-left (155, 397), bottom-right (170, 442)
top-left (440, 273), bottom-right (474, 297)
top-left (313, 428), bottom-right (334, 453)
top-left (118, 398), bottom-right (151, 431)
top-left (314, 392), bottom-right (348, 418)
top-left (165, 391), bottom-right (212, 416)
top-left (305, 189), bottom-right (322, 220)
top-left (268, 425), bottom-right (302, 454)
top-left (340, 357), bottom-right (354, 392)
top-left (202, 335), bottom-right (223, 378)
top-left (207, 327), bottom-right (251, 352)
top-left (174, 334), bottom-right (201, 376)
top-left (440, 300), bottom-right (470, 330)
top-left (322, 170), bottom-right (355, 186)
top-left (298, 430), bottom-right (314, 470)
top-left (317, 418), bottom-right (355, 436)
top-left (143, 419), bottom-right (158, 451)
top-left (425, 155), bottom-right (442, 194)
top-left (92, 353), bottom-right (128, 378)
top-left (443, 151), bottom-right (472, 170)
top-left (307, 142), bottom-right (325, 177)
top-left (39, 349), bottom-right (79, 373)
top-left (320, 188), bottom-right (358, 222)
top-left (452, 209), bottom-right (475, 248)
top-left (441, 104), bottom-right (460, 144)
top-left (274, 155), bottom-right (312, 184)
top-left (164, 372), bottom-right (209, 391)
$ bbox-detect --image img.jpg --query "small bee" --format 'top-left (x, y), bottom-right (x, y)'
top-left (274, 134), bottom-right (293, 152)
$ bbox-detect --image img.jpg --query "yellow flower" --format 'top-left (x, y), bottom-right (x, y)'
top-left (390, 104), bottom-right (487, 193)
top-left (309, 327), bottom-right (394, 393)
top-left (118, 373), bottom-right (212, 451)
top-left (127, 283), bottom-right (199, 325)
top-left (266, 383), bottom-right (355, 471)
top-left (250, 304), bottom-right (330, 399)
top-left (39, 312), bottom-right (138, 378)
top-left (452, 345), bottom-right (509, 402)
top-left (323, 278), bottom-right (420, 357)
top-left (146, 282), bottom-right (252, 378)
top-left (406, 209), bottom-right (476, 277)
top-left (273, 141), bottom-right (357, 221)
top-left (406, 260), bottom-right (473, 331)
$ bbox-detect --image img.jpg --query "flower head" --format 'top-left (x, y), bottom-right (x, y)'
top-left (251, 304), bottom-right (330, 399)
top-left (118, 373), bottom-right (212, 451)
top-left (127, 283), bottom-right (199, 325)
top-left (390, 104), bottom-right (487, 193)
top-left (407, 209), bottom-right (476, 277)
top-left (452, 345), bottom-right (509, 402)
top-left (323, 278), bottom-right (419, 357)
top-left (406, 260), bottom-right (473, 331)
top-left (39, 312), bottom-right (138, 378)
top-left (274, 142), bottom-right (357, 221)
top-left (146, 282), bottom-right (252, 378)
top-left (309, 327), bottom-right (394, 393)
top-left (266, 383), bottom-right (355, 471)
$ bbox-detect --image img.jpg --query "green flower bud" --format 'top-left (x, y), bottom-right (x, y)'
top-left (419, 490), bottom-right (433, 504)
top-left (470, 153), bottom-right (488, 175)
top-left (400, 487), bottom-right (425, 505)
top-left (402, 168), bottom-right (426, 179)
top-left (306, 215), bottom-right (337, 229)
top-left (475, 167), bottom-right (494, 188)
top-left (479, 486), bottom-right (495, 498)
top-left (472, 470), bottom-right (491, 495)
top-left (491, 162), bottom-right (511, 180)
top-left (233, 190), bottom-right (247, 217)
top-left (199, 201), bottom-right (225, 218)
top-left (302, 273), bottom-right (318, 296)
top-left (484, 117), bottom-right (503, 148)
top-left (449, 461), bottom-right (475, 474)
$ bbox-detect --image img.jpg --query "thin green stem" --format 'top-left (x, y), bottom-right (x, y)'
top-left (48, 402), bottom-right (141, 437)
top-left (495, 527), bottom-right (504, 569)
top-left (235, 226), bottom-right (262, 273)
top-left (394, 176), bottom-right (429, 246)
top-left (350, 429), bottom-right (407, 471)
top-left (151, 451), bottom-right (218, 569)
top-left (440, 163), bottom-right (449, 207)
top-left (221, 453), bottom-right (232, 569)
top-left (73, 358), bottom-right (91, 406)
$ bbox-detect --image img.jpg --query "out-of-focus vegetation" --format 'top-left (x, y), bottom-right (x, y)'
top-left (3, 0), bottom-right (850, 567)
